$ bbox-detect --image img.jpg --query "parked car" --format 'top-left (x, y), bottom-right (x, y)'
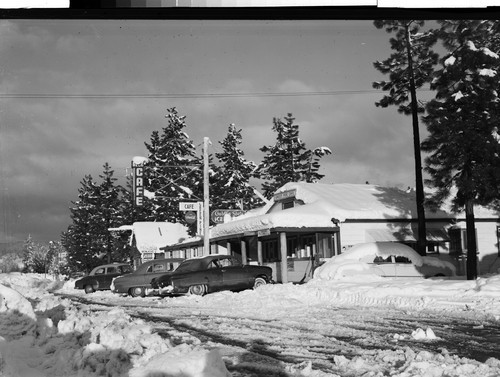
top-left (151, 254), bottom-right (273, 296)
top-left (111, 258), bottom-right (184, 297)
top-left (313, 242), bottom-right (456, 280)
top-left (74, 263), bottom-right (132, 293)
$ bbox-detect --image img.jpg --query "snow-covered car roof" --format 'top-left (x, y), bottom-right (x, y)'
top-left (313, 242), bottom-right (456, 280)
top-left (332, 242), bottom-right (424, 266)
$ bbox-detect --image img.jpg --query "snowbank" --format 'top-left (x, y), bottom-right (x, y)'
top-left (1, 272), bottom-right (500, 376)
top-left (0, 273), bottom-right (230, 377)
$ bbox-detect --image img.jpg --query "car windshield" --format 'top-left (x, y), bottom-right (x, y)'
top-left (218, 257), bottom-right (241, 267)
top-left (146, 263), bottom-right (168, 273)
top-left (394, 256), bottom-right (411, 263)
top-left (120, 265), bottom-right (132, 273)
top-left (373, 256), bottom-right (392, 263)
top-left (175, 259), bottom-right (201, 273)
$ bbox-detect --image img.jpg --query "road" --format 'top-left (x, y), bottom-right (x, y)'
top-left (62, 293), bottom-right (500, 376)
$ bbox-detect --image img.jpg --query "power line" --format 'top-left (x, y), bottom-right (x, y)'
top-left (0, 90), bottom-right (390, 99)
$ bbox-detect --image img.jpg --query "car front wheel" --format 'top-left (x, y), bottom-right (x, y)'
top-left (253, 277), bottom-right (267, 289)
top-left (130, 287), bottom-right (146, 297)
top-left (188, 284), bottom-right (207, 296)
top-left (84, 285), bottom-right (95, 294)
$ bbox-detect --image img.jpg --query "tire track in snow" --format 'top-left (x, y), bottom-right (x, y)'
top-left (60, 292), bottom-right (500, 371)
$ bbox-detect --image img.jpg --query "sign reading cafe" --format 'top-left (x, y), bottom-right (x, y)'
top-left (132, 160), bottom-right (144, 206)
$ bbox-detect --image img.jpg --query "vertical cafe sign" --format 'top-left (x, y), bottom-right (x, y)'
top-left (132, 160), bottom-right (144, 206)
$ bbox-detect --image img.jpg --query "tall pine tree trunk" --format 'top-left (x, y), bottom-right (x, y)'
top-left (465, 198), bottom-right (478, 280)
top-left (405, 24), bottom-right (427, 256)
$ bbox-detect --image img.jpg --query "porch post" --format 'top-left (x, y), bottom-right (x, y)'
top-left (280, 232), bottom-right (288, 284)
top-left (241, 239), bottom-right (248, 265)
top-left (257, 239), bottom-right (263, 265)
top-left (226, 240), bottom-right (232, 256)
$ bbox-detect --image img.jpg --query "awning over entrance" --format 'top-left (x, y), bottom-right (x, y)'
top-left (366, 228), bottom-right (449, 243)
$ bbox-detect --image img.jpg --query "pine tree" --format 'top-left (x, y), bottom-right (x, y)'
top-left (421, 20), bottom-right (500, 280)
top-left (212, 124), bottom-right (261, 212)
top-left (63, 174), bottom-right (103, 273)
top-left (143, 108), bottom-right (203, 225)
top-left (257, 113), bottom-right (331, 198)
top-left (97, 163), bottom-right (126, 263)
top-left (63, 164), bottom-right (131, 272)
top-left (47, 241), bottom-right (67, 277)
top-left (373, 20), bottom-right (439, 256)
top-left (22, 236), bottom-right (53, 274)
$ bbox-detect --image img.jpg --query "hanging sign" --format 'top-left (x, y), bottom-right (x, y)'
top-left (184, 211), bottom-right (197, 224)
top-left (273, 189), bottom-right (296, 202)
top-left (210, 209), bottom-right (246, 224)
top-left (179, 202), bottom-right (199, 211)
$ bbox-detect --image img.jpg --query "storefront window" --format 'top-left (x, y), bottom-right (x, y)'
top-left (287, 236), bottom-right (298, 257)
top-left (263, 239), bottom-right (279, 262)
top-left (316, 232), bottom-right (340, 258)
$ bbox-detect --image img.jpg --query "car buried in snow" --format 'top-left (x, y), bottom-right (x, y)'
top-left (74, 263), bottom-right (133, 293)
top-left (111, 258), bottom-right (184, 297)
top-left (151, 254), bottom-right (274, 296)
top-left (313, 242), bottom-right (457, 280)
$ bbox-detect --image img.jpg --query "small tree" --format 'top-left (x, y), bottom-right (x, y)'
top-left (22, 236), bottom-right (54, 274)
top-left (1, 253), bottom-right (23, 273)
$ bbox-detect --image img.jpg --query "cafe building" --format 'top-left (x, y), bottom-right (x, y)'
top-left (162, 182), bottom-right (500, 282)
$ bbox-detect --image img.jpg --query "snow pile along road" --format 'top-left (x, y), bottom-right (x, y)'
top-left (0, 273), bottom-right (231, 377)
top-left (1, 271), bottom-right (500, 376)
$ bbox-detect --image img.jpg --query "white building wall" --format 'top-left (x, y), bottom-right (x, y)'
top-left (338, 223), bottom-right (367, 249)
top-left (339, 222), bottom-right (416, 250)
top-left (475, 221), bottom-right (500, 275)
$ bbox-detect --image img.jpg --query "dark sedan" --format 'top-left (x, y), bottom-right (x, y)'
top-left (151, 254), bottom-right (273, 296)
top-left (74, 263), bottom-right (132, 293)
top-left (111, 258), bottom-right (184, 297)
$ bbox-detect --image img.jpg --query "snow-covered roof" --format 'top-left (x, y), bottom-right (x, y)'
top-left (275, 182), bottom-right (451, 221)
top-left (211, 201), bottom-right (336, 238)
top-left (210, 182), bottom-right (453, 239)
top-left (113, 222), bottom-right (191, 253)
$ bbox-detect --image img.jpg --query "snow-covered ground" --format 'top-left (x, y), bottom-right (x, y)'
top-left (1, 270), bottom-right (500, 376)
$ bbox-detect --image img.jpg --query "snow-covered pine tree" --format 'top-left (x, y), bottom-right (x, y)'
top-left (421, 20), bottom-right (500, 280)
top-left (46, 241), bottom-right (68, 277)
top-left (212, 124), bottom-right (261, 213)
top-left (96, 163), bottom-right (126, 263)
top-left (143, 108), bottom-right (203, 224)
top-left (303, 146), bottom-right (333, 183)
top-left (372, 20), bottom-right (439, 256)
top-left (257, 113), bottom-right (331, 198)
top-left (62, 174), bottom-right (104, 273)
top-left (22, 236), bottom-right (53, 274)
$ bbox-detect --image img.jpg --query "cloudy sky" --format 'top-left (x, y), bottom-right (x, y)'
top-left (0, 17), bottom-right (437, 244)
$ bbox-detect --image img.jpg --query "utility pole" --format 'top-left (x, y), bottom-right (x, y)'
top-left (203, 137), bottom-right (210, 255)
